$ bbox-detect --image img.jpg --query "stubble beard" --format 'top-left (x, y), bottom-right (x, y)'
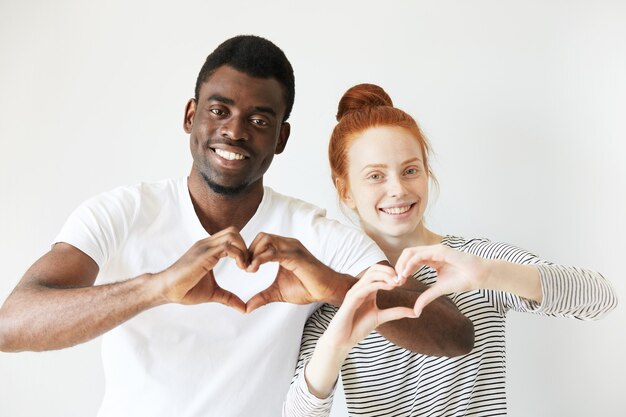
top-left (200, 171), bottom-right (248, 196)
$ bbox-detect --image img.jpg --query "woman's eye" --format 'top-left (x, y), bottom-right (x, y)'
top-left (405, 168), bottom-right (418, 175)
top-left (368, 173), bottom-right (382, 180)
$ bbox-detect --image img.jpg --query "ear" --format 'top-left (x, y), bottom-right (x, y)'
top-left (274, 122), bottom-right (290, 154)
top-left (183, 98), bottom-right (197, 134)
top-left (336, 178), bottom-right (356, 210)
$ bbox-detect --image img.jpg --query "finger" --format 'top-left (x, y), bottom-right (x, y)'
top-left (371, 264), bottom-right (404, 286)
top-left (205, 241), bottom-right (249, 271)
top-left (413, 285), bottom-right (446, 317)
top-left (212, 287), bottom-right (247, 313)
top-left (247, 233), bottom-right (279, 272)
top-left (199, 230), bottom-right (249, 269)
top-left (247, 232), bottom-right (276, 257)
top-left (216, 231), bottom-right (250, 269)
top-left (247, 231), bottom-right (270, 252)
top-left (344, 281), bottom-right (396, 309)
top-left (209, 226), bottom-right (247, 251)
top-left (366, 263), bottom-right (397, 276)
top-left (392, 273), bottom-right (406, 286)
top-left (396, 246), bottom-right (445, 280)
top-left (358, 265), bottom-right (398, 286)
top-left (245, 286), bottom-right (282, 313)
top-left (247, 244), bottom-right (277, 272)
top-left (378, 306), bottom-right (418, 324)
top-left (350, 274), bottom-right (392, 296)
top-left (395, 246), bottom-right (434, 276)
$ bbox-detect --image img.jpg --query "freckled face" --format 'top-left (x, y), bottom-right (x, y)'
top-left (344, 126), bottom-right (430, 239)
top-left (184, 65), bottom-right (290, 195)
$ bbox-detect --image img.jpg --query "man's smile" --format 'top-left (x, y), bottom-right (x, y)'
top-left (214, 148), bottom-right (246, 161)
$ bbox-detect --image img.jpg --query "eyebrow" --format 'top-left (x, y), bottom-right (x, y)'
top-left (208, 94), bottom-right (234, 105)
top-left (207, 95), bottom-right (277, 117)
top-left (360, 157), bottom-right (423, 172)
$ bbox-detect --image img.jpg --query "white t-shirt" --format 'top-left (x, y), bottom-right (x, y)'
top-left (54, 177), bottom-right (385, 417)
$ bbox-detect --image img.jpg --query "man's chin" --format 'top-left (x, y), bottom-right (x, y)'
top-left (201, 173), bottom-right (247, 196)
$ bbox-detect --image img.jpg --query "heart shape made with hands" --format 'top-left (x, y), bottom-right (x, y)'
top-left (213, 257), bottom-right (279, 304)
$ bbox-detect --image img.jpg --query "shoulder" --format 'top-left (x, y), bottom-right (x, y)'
top-left (444, 235), bottom-right (540, 262)
top-left (263, 187), bottom-right (327, 218)
top-left (443, 235), bottom-right (506, 252)
top-left (265, 187), bottom-right (364, 231)
top-left (86, 177), bottom-right (182, 210)
top-left (263, 187), bottom-right (352, 230)
top-left (68, 177), bottom-right (184, 233)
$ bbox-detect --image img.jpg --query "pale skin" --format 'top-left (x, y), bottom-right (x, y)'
top-left (0, 67), bottom-right (473, 355)
top-left (304, 125), bottom-right (543, 398)
top-left (305, 264), bottom-right (413, 398)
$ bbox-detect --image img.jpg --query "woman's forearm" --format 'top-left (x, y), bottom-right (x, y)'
top-left (483, 260), bottom-right (543, 302)
top-left (304, 335), bottom-right (350, 399)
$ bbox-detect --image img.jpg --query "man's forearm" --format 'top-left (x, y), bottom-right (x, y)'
top-left (323, 272), bottom-right (357, 307)
top-left (0, 274), bottom-right (165, 352)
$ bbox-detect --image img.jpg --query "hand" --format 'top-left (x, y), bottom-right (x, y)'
top-left (245, 233), bottom-right (350, 312)
top-left (302, 265), bottom-right (416, 399)
top-left (154, 226), bottom-right (249, 312)
top-left (395, 244), bottom-right (489, 317)
top-left (322, 264), bottom-right (417, 351)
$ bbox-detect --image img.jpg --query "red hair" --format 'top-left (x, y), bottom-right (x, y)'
top-left (328, 83), bottom-right (435, 197)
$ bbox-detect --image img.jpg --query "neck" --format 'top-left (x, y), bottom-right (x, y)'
top-left (366, 224), bottom-right (443, 266)
top-left (187, 169), bottom-right (264, 235)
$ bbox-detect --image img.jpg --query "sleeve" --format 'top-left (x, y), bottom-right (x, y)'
top-left (462, 239), bottom-right (618, 320)
top-left (309, 215), bottom-right (386, 277)
top-left (53, 185), bottom-right (140, 268)
top-left (283, 305), bottom-right (338, 417)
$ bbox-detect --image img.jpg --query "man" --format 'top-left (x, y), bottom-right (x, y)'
top-left (0, 35), bottom-right (472, 416)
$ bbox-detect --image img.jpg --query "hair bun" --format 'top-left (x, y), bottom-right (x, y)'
top-left (336, 83), bottom-right (393, 121)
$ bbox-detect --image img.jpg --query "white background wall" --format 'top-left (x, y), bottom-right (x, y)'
top-left (1, 1), bottom-right (624, 416)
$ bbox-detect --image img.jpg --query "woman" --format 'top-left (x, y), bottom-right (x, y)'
top-left (283, 84), bottom-right (617, 416)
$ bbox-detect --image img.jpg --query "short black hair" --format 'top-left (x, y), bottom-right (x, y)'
top-left (195, 35), bottom-right (295, 121)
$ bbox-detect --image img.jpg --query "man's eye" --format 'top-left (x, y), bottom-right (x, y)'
top-left (251, 118), bottom-right (268, 126)
top-left (210, 108), bottom-right (226, 116)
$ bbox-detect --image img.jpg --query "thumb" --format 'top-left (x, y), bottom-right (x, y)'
top-left (413, 286), bottom-right (445, 317)
top-left (212, 287), bottom-right (246, 314)
top-left (377, 306), bottom-right (417, 325)
top-left (246, 286), bottom-right (282, 313)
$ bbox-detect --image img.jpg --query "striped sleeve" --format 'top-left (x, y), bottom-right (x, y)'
top-left (283, 305), bottom-right (337, 417)
top-left (460, 238), bottom-right (618, 319)
top-left (530, 265), bottom-right (617, 319)
top-left (282, 364), bottom-right (336, 417)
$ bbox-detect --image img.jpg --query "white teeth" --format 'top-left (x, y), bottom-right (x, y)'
top-left (214, 148), bottom-right (245, 161)
top-left (381, 206), bottom-right (411, 215)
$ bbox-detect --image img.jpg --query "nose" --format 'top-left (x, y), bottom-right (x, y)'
top-left (386, 174), bottom-right (408, 198)
top-left (220, 116), bottom-right (248, 141)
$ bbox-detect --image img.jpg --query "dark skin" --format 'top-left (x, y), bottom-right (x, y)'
top-left (0, 65), bottom-right (473, 355)
top-left (183, 65), bottom-right (291, 234)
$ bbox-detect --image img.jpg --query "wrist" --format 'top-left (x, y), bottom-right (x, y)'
top-left (304, 335), bottom-right (349, 399)
top-left (318, 332), bottom-right (352, 360)
top-left (137, 273), bottom-right (170, 307)
top-left (480, 258), bottom-right (498, 290)
top-left (325, 273), bottom-right (357, 307)
top-left (481, 260), bottom-right (543, 302)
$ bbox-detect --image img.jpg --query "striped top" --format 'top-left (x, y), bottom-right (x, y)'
top-left (283, 236), bottom-right (618, 417)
